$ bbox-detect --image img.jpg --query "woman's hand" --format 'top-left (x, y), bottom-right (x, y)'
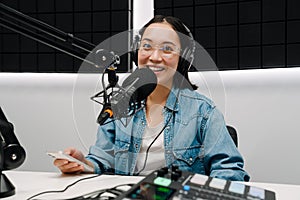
top-left (53, 147), bottom-right (94, 174)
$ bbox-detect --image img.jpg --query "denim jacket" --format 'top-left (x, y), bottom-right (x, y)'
top-left (86, 87), bottom-right (250, 181)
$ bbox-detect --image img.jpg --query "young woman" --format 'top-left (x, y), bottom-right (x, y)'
top-left (54, 15), bottom-right (250, 181)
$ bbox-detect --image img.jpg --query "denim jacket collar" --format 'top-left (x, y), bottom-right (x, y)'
top-left (164, 87), bottom-right (180, 112)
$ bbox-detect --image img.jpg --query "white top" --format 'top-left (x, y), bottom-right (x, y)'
top-left (135, 122), bottom-right (166, 175)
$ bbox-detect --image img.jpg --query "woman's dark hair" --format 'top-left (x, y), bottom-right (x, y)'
top-left (139, 15), bottom-right (198, 90)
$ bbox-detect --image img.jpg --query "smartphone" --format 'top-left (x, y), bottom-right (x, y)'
top-left (47, 151), bottom-right (94, 173)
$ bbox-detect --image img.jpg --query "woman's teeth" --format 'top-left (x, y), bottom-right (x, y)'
top-left (148, 66), bottom-right (164, 72)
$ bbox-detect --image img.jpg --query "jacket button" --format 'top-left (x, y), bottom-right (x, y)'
top-left (135, 144), bottom-right (138, 148)
top-left (189, 157), bottom-right (193, 161)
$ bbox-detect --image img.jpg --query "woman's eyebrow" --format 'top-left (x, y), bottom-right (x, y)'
top-left (141, 38), bottom-right (177, 46)
top-left (141, 38), bottom-right (152, 42)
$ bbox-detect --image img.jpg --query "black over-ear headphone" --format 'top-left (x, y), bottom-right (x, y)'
top-left (130, 34), bottom-right (141, 67)
top-left (179, 24), bottom-right (196, 72)
top-left (131, 23), bottom-right (196, 72)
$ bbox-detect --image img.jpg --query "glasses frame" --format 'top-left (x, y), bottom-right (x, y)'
top-left (138, 41), bottom-right (181, 59)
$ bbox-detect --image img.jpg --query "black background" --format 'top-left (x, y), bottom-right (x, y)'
top-left (1, 0), bottom-right (300, 72)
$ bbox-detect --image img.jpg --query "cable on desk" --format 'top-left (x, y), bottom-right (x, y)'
top-left (26, 174), bottom-right (101, 200)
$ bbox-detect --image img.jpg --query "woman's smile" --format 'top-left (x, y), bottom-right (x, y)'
top-left (147, 65), bottom-right (165, 73)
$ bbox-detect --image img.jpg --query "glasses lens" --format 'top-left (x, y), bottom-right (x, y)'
top-left (139, 42), bottom-right (179, 58)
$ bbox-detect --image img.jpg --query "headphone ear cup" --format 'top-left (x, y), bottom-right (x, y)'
top-left (182, 47), bottom-right (191, 62)
top-left (179, 45), bottom-right (194, 72)
top-left (130, 49), bottom-right (138, 66)
top-left (131, 35), bottom-right (140, 66)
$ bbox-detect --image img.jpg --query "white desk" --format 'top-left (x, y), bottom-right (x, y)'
top-left (3, 171), bottom-right (143, 200)
top-left (2, 171), bottom-right (300, 200)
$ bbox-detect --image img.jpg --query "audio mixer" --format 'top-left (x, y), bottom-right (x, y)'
top-left (116, 166), bottom-right (276, 200)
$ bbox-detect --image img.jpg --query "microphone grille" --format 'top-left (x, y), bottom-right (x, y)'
top-left (122, 68), bottom-right (157, 101)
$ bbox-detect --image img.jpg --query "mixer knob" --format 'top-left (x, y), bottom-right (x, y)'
top-left (171, 165), bottom-right (179, 171)
top-left (157, 167), bottom-right (169, 177)
top-left (171, 171), bottom-right (181, 181)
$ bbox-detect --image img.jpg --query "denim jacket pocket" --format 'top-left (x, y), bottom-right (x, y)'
top-left (172, 145), bottom-right (205, 174)
top-left (173, 145), bottom-right (204, 164)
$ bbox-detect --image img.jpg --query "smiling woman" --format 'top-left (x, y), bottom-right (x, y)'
top-left (53, 15), bottom-right (250, 182)
top-left (138, 23), bottom-right (181, 90)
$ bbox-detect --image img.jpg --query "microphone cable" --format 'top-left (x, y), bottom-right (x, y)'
top-left (134, 62), bottom-right (193, 175)
top-left (26, 174), bottom-right (134, 200)
top-left (26, 174), bottom-right (101, 200)
top-left (134, 107), bottom-right (174, 176)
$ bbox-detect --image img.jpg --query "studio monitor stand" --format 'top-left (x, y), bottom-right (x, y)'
top-left (0, 172), bottom-right (15, 198)
top-left (0, 141), bottom-right (15, 198)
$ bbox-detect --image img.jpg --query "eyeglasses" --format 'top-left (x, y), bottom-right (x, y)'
top-left (139, 41), bottom-right (181, 58)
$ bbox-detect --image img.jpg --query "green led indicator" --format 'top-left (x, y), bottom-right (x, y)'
top-left (158, 187), bottom-right (170, 193)
top-left (154, 177), bottom-right (172, 187)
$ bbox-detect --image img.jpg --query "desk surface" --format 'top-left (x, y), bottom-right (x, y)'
top-left (3, 170), bottom-right (300, 200)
